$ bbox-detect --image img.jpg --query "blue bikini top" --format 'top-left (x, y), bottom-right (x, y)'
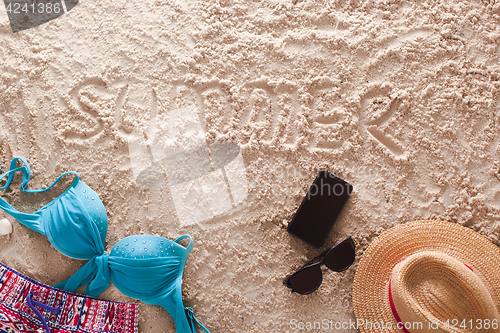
top-left (0, 157), bottom-right (209, 333)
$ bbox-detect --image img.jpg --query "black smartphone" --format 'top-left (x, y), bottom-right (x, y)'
top-left (287, 171), bottom-right (353, 248)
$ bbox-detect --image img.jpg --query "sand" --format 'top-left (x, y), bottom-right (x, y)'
top-left (0, 0), bottom-right (500, 332)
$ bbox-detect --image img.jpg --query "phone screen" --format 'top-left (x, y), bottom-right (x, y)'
top-left (287, 171), bottom-right (353, 248)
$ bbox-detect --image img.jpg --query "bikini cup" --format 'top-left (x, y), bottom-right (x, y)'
top-left (0, 157), bottom-right (108, 258)
top-left (56, 234), bottom-right (209, 333)
top-left (0, 157), bottom-right (209, 333)
top-left (109, 235), bottom-right (209, 333)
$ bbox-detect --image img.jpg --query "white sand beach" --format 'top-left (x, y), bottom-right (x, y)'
top-left (0, 0), bottom-right (500, 331)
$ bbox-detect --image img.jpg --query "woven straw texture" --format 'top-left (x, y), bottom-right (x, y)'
top-left (390, 251), bottom-right (500, 332)
top-left (352, 220), bottom-right (500, 333)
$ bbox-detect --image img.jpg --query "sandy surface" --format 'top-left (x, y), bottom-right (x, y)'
top-left (1, 0), bottom-right (500, 332)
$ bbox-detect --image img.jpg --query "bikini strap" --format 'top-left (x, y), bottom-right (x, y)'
top-left (0, 157), bottom-right (79, 192)
top-left (0, 157), bottom-right (80, 234)
top-left (22, 171), bottom-right (80, 193)
top-left (175, 235), bottom-right (210, 333)
top-left (175, 235), bottom-right (194, 253)
top-left (185, 307), bottom-right (211, 333)
top-left (0, 157), bottom-right (31, 191)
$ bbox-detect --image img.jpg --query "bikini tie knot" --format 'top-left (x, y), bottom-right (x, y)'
top-left (54, 252), bottom-right (111, 297)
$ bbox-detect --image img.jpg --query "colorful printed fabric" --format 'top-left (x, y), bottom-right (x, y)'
top-left (0, 262), bottom-right (138, 333)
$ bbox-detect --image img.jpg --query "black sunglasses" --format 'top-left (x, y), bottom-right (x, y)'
top-left (283, 237), bottom-right (355, 295)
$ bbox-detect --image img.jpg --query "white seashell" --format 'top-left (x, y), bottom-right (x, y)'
top-left (0, 218), bottom-right (13, 236)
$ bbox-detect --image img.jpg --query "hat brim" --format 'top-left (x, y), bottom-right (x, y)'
top-left (352, 220), bottom-right (500, 332)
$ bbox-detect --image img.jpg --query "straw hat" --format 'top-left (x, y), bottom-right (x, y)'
top-left (352, 220), bottom-right (500, 333)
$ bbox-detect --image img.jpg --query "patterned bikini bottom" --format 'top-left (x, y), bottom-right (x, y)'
top-left (0, 262), bottom-right (138, 333)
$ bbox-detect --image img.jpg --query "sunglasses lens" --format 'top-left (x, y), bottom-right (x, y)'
top-left (288, 266), bottom-right (322, 294)
top-left (325, 240), bottom-right (355, 271)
